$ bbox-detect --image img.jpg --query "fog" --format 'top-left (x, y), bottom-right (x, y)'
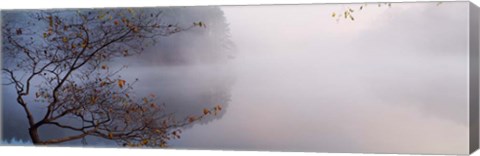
top-left (1, 2), bottom-right (473, 154)
top-left (170, 2), bottom-right (469, 154)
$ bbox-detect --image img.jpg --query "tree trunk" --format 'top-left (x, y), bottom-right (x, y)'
top-left (28, 127), bottom-right (42, 144)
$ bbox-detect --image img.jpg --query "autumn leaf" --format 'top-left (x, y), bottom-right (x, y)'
top-left (114, 20), bottom-right (119, 25)
top-left (100, 81), bottom-right (107, 87)
top-left (90, 96), bottom-right (98, 104)
top-left (203, 108), bottom-right (210, 115)
top-left (101, 64), bottom-right (107, 70)
top-left (48, 16), bottom-right (53, 27)
top-left (118, 79), bottom-right (126, 88)
top-left (213, 104), bottom-right (222, 115)
top-left (188, 116), bottom-right (197, 123)
top-left (108, 132), bottom-right (113, 139)
top-left (127, 8), bottom-right (135, 15)
top-left (331, 12), bottom-right (336, 17)
top-left (150, 103), bottom-right (156, 108)
top-left (81, 41), bottom-right (87, 48)
top-left (141, 139), bottom-right (148, 145)
top-left (132, 26), bottom-right (139, 33)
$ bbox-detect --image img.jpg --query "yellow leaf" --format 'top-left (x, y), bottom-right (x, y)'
top-left (48, 16), bottom-right (53, 27)
top-left (118, 79), bottom-right (126, 88)
top-left (98, 13), bottom-right (106, 20)
top-left (331, 12), bottom-right (336, 17)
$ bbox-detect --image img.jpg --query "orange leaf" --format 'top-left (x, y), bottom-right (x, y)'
top-left (203, 108), bottom-right (210, 115)
top-left (118, 79), bottom-right (126, 88)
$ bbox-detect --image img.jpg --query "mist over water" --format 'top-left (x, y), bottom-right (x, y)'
top-left (170, 2), bottom-right (469, 154)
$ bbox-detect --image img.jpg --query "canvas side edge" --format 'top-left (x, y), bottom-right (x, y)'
top-left (0, 9), bottom-right (4, 144)
top-left (469, 1), bottom-right (480, 155)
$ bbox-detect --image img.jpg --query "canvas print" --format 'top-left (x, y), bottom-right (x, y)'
top-left (1, 1), bottom-right (479, 155)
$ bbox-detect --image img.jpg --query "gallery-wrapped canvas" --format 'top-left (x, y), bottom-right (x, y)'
top-left (1, 1), bottom-right (479, 155)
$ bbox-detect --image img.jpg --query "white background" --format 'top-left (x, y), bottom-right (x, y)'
top-left (0, 0), bottom-right (479, 156)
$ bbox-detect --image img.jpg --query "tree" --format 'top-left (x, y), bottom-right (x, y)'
top-left (1, 8), bottom-right (221, 147)
top-left (330, 2), bottom-right (443, 22)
